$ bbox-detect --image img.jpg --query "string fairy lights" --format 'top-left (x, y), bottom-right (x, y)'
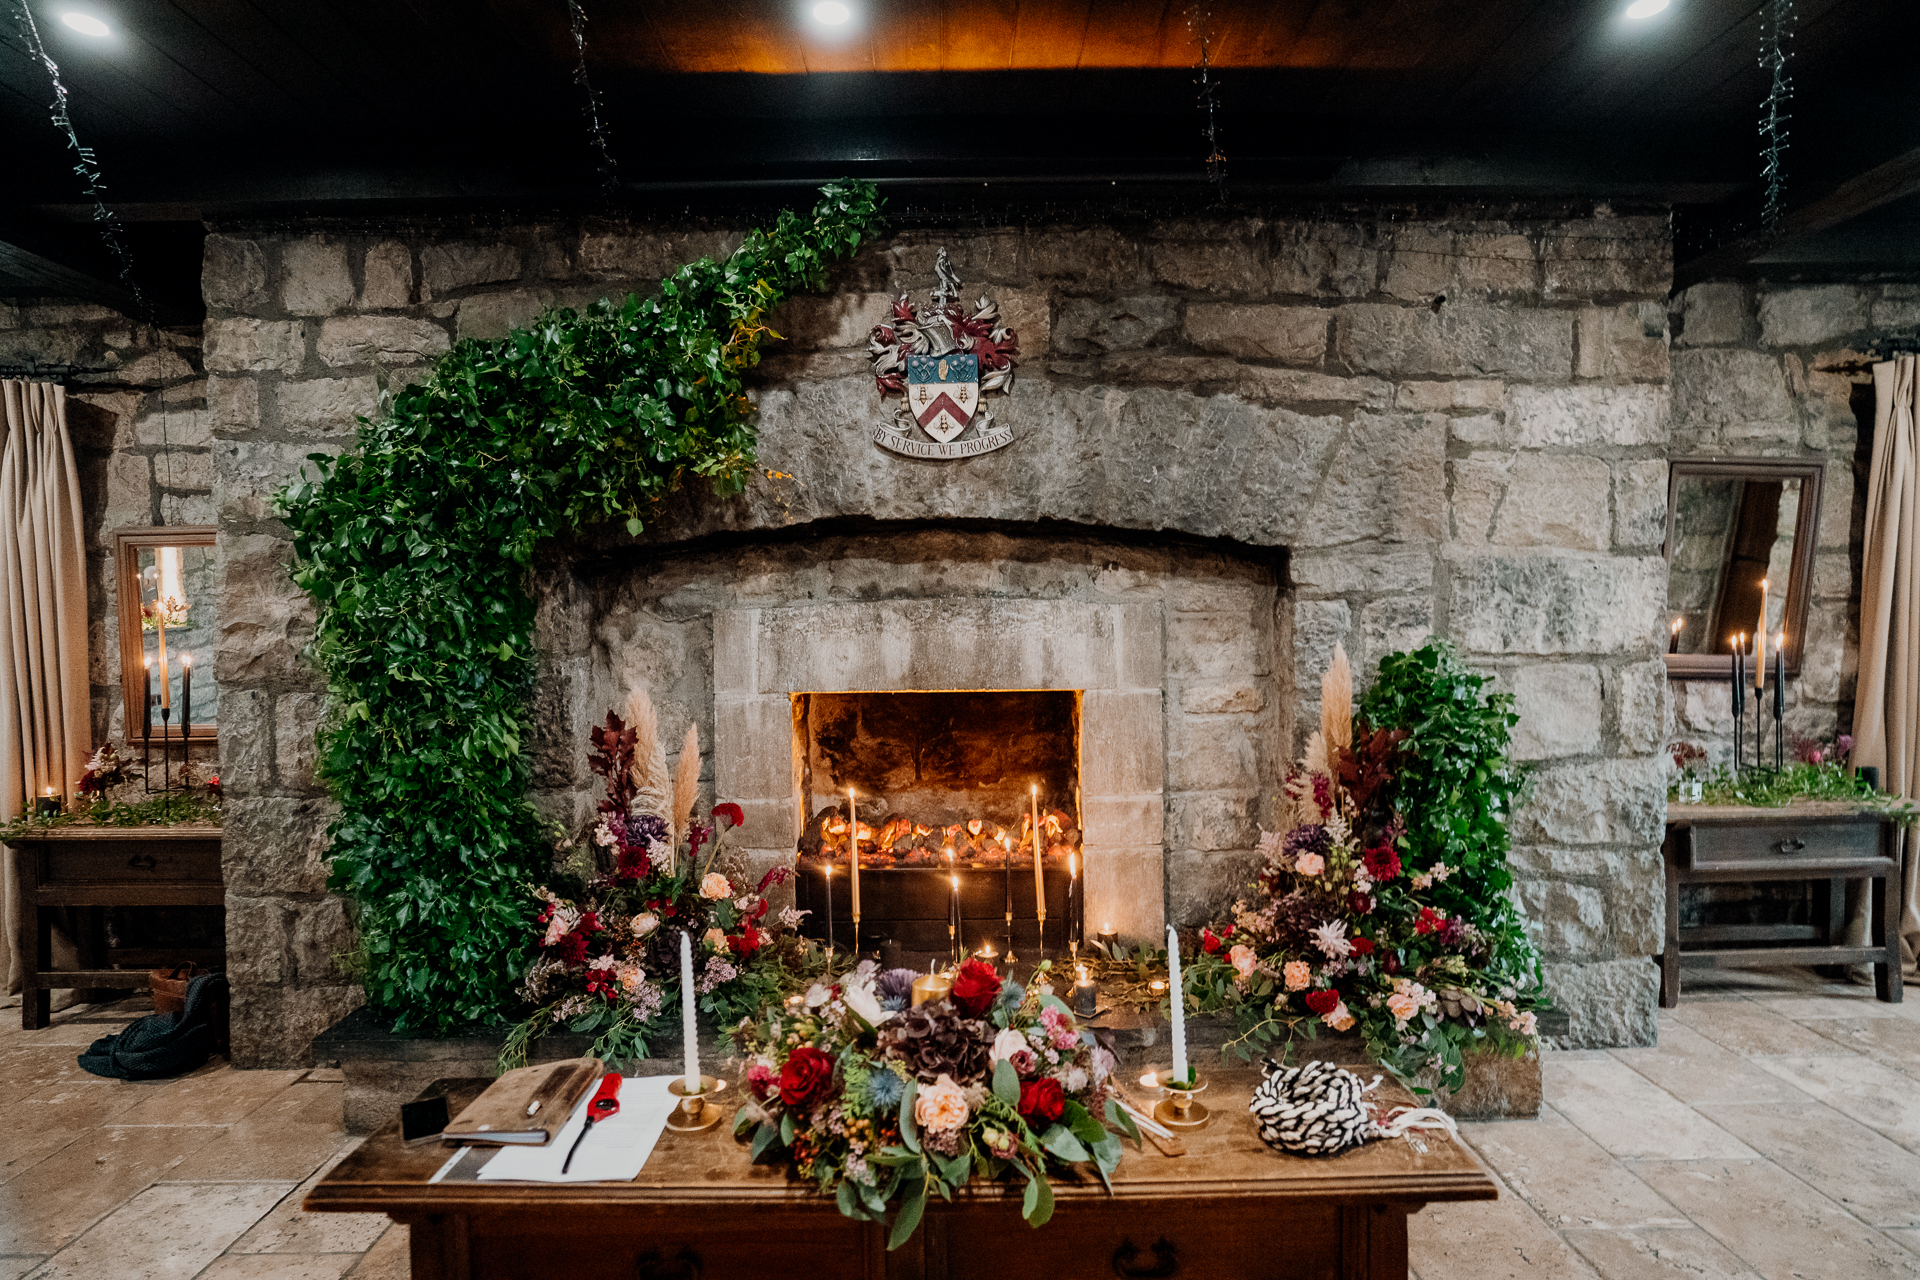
top-left (1757, 0), bottom-right (1794, 234)
top-left (1187, 4), bottom-right (1226, 196)
top-left (565, 0), bottom-right (620, 196)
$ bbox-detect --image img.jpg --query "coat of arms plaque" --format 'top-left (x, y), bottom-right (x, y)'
top-left (867, 249), bottom-right (1019, 458)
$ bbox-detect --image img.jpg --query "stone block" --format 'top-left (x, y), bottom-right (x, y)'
top-left (712, 609), bottom-right (755, 695)
top-left (1079, 795), bottom-right (1165, 849)
top-left (204, 236), bottom-right (271, 312)
top-left (1292, 599), bottom-right (1352, 684)
top-left (1168, 611), bottom-right (1266, 680)
top-left (1148, 238), bottom-right (1267, 294)
top-left (1053, 295), bottom-right (1179, 355)
top-left (1164, 846), bottom-right (1261, 929)
top-left (205, 318), bottom-right (306, 375)
top-left (1184, 303), bottom-right (1329, 363)
top-left (422, 242), bottom-right (523, 296)
top-left (316, 316), bottom-right (450, 368)
top-left (225, 891), bottom-right (291, 986)
top-left (274, 692), bottom-right (326, 789)
top-left (1081, 845), bottom-right (1166, 941)
top-left (995, 287), bottom-right (1051, 358)
top-left (1298, 411), bottom-right (1446, 546)
top-left (577, 228), bottom-right (738, 284)
top-left (101, 452), bottom-right (153, 536)
top-left (1080, 690), bottom-right (1165, 796)
top-left (208, 377), bottom-right (259, 435)
top-left (231, 984), bottom-right (365, 1071)
top-left (221, 795), bottom-right (338, 895)
top-left (1871, 287), bottom-right (1920, 331)
top-left (1758, 285), bottom-right (1869, 348)
top-left (1489, 454), bottom-right (1612, 551)
top-left (218, 687), bottom-right (272, 797)
top-left (159, 450), bottom-right (215, 492)
top-left (282, 240), bottom-right (354, 316)
top-left (1575, 301), bottom-right (1670, 381)
top-left (713, 696), bottom-right (797, 802)
top-left (1669, 349), bottom-right (1794, 443)
top-left (764, 291), bottom-right (896, 350)
top-left (1114, 601), bottom-right (1165, 691)
top-left (1178, 682), bottom-right (1265, 715)
top-left (1290, 548), bottom-right (1432, 596)
top-left (1450, 553), bottom-right (1666, 656)
top-left (1167, 716), bottom-right (1258, 792)
top-left (1613, 459), bottom-right (1669, 551)
top-left (131, 408), bottom-right (211, 449)
top-left (1516, 878), bottom-right (1607, 956)
top-left (215, 533), bottom-right (316, 686)
top-left (1395, 379), bottom-right (1503, 412)
top-left (1541, 958), bottom-right (1658, 1049)
top-left (293, 896), bottom-right (355, 985)
top-left (1510, 664), bottom-right (1602, 760)
top-left (213, 437), bottom-right (343, 523)
top-left (1334, 304), bottom-right (1573, 380)
top-left (1540, 225), bottom-right (1671, 300)
top-left (1611, 658), bottom-right (1669, 755)
top-left (1236, 367), bottom-right (1393, 409)
top-left (456, 289), bottom-right (554, 342)
top-left (276, 375), bottom-right (380, 437)
top-left (1675, 282), bottom-right (1749, 346)
top-left (1356, 597), bottom-right (1433, 671)
top-left (1451, 452), bottom-right (1507, 545)
top-left (1020, 228), bottom-right (1142, 288)
top-left (1381, 226), bottom-right (1537, 300)
top-left (1268, 224), bottom-right (1380, 298)
top-left (728, 798), bottom-right (793, 851)
top-left (1514, 757), bottom-right (1665, 846)
top-left (1509, 384), bottom-right (1667, 448)
top-left (359, 241), bottom-right (414, 309)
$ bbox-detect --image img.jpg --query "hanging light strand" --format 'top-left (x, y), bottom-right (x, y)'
top-left (565, 0), bottom-right (621, 196)
top-left (1188, 4), bottom-right (1227, 197)
top-left (1756, 0), bottom-right (1794, 235)
top-left (10, 0), bottom-right (152, 323)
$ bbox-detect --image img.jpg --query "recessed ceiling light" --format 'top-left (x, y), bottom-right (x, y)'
top-left (59, 11), bottom-right (111, 37)
top-left (812, 2), bottom-right (851, 24)
top-left (1624, 0), bottom-right (1670, 18)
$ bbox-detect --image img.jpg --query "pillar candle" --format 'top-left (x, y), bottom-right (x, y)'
top-left (1754, 581), bottom-right (1768, 693)
top-left (679, 930), bottom-right (700, 1093)
top-left (1030, 784), bottom-right (1046, 922)
top-left (1166, 924), bottom-right (1188, 1087)
top-left (847, 788), bottom-right (860, 920)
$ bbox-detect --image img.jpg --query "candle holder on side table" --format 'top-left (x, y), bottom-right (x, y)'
top-left (1151, 1073), bottom-right (1210, 1130)
top-left (665, 1076), bottom-right (728, 1132)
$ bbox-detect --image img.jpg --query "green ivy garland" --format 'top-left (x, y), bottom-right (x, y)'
top-left (277, 182), bottom-right (885, 1035)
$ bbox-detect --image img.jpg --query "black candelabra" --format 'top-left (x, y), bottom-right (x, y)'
top-left (140, 656), bottom-right (195, 794)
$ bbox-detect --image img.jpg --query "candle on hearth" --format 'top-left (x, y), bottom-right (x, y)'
top-left (36, 786), bottom-right (60, 818)
top-left (1030, 784), bottom-right (1046, 930)
top-left (679, 930), bottom-right (700, 1093)
top-left (1669, 617), bottom-right (1682, 654)
top-left (1096, 922), bottom-right (1119, 954)
top-left (1754, 581), bottom-right (1768, 693)
top-left (1073, 964), bottom-right (1097, 1017)
top-left (847, 788), bottom-right (861, 921)
top-left (1166, 924), bottom-right (1188, 1087)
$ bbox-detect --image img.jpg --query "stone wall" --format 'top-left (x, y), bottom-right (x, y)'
top-left (1665, 281), bottom-right (1907, 768)
top-left (202, 207), bottom-right (1676, 1062)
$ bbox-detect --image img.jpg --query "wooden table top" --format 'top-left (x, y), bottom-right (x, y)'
top-left (1666, 800), bottom-right (1900, 826)
top-left (304, 1070), bottom-right (1497, 1217)
top-left (4, 822), bottom-right (222, 842)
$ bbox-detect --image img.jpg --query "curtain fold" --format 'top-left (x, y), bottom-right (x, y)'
top-left (1849, 355), bottom-right (1920, 977)
top-left (0, 380), bottom-right (92, 998)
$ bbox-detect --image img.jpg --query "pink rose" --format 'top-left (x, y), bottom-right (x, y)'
top-left (1229, 944), bottom-right (1257, 981)
top-left (1295, 852), bottom-right (1325, 878)
top-left (1386, 992), bottom-right (1420, 1024)
top-left (1325, 1000), bottom-right (1355, 1032)
top-left (1283, 960), bottom-right (1312, 991)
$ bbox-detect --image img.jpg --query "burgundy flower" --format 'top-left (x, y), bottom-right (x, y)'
top-left (1350, 936), bottom-right (1375, 956)
top-left (1018, 1078), bottom-right (1065, 1128)
top-left (950, 958), bottom-right (1003, 1018)
top-left (1362, 845), bottom-right (1401, 882)
top-left (713, 802), bottom-right (745, 829)
top-left (1303, 988), bottom-right (1339, 1015)
top-left (779, 1045), bottom-right (835, 1109)
top-left (1347, 891), bottom-right (1374, 916)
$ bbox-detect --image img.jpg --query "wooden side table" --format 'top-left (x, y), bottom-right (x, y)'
top-left (1662, 802), bottom-right (1906, 1007)
top-left (8, 824), bottom-right (223, 1029)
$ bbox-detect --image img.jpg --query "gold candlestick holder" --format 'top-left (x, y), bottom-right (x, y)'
top-left (665, 1076), bottom-right (728, 1132)
top-left (1151, 1072), bottom-right (1210, 1130)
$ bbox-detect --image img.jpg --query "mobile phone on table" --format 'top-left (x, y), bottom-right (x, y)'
top-left (401, 1095), bottom-right (450, 1146)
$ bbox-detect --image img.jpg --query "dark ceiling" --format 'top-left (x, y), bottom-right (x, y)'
top-left (2, 0), bottom-right (1916, 318)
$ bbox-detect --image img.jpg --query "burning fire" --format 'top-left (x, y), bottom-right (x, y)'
top-left (800, 804), bottom-right (1081, 869)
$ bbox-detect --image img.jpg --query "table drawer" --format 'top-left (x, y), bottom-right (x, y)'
top-left (467, 1212), bottom-right (871, 1280)
top-left (42, 842), bottom-right (222, 884)
top-left (1687, 820), bottom-right (1885, 871)
top-left (942, 1201), bottom-right (1347, 1280)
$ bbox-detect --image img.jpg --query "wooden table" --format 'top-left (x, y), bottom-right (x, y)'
top-left (304, 1071), bottom-right (1497, 1280)
top-left (1663, 801), bottom-right (1906, 1007)
top-left (8, 824), bottom-right (223, 1029)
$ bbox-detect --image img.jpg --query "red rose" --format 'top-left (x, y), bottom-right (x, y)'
top-left (727, 923), bottom-right (763, 957)
top-left (1201, 927), bottom-right (1224, 954)
top-left (1362, 845), bottom-right (1401, 882)
top-left (1018, 1077), bottom-right (1066, 1127)
top-left (1350, 936), bottom-right (1375, 956)
top-left (950, 958), bottom-right (1003, 1017)
top-left (713, 802), bottom-right (745, 829)
top-left (1303, 988), bottom-right (1339, 1015)
top-left (779, 1045), bottom-right (835, 1109)
top-left (1415, 907), bottom-right (1444, 936)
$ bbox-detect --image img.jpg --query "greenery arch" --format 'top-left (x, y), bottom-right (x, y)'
top-left (278, 182), bottom-right (885, 1034)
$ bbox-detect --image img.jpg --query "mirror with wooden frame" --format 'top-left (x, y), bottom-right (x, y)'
top-left (113, 527), bottom-right (218, 742)
top-left (1663, 459), bottom-right (1823, 680)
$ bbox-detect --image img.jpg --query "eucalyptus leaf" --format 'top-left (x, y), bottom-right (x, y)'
top-left (992, 1058), bottom-right (1020, 1107)
top-left (888, 1176), bottom-right (927, 1250)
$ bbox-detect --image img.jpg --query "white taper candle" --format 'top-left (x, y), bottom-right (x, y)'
top-left (1166, 924), bottom-right (1187, 1086)
top-left (680, 930), bottom-right (699, 1093)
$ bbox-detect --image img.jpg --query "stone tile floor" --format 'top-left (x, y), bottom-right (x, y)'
top-left (2, 966), bottom-right (1917, 1279)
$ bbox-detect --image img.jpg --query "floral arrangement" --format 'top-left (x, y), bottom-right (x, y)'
top-left (733, 957), bottom-right (1133, 1247)
top-left (504, 691), bottom-right (810, 1067)
top-left (77, 742), bottom-right (130, 799)
top-left (1184, 643), bottom-right (1544, 1091)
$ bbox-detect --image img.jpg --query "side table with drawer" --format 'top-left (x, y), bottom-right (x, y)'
top-left (8, 824), bottom-right (224, 1029)
top-left (1662, 802), bottom-right (1906, 1007)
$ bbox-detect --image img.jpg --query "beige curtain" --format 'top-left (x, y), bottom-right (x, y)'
top-left (1849, 355), bottom-right (1920, 978)
top-left (0, 380), bottom-right (92, 998)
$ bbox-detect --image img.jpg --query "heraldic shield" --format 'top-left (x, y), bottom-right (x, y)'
top-left (906, 352), bottom-right (979, 444)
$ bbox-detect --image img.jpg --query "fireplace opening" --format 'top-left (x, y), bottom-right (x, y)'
top-left (791, 690), bottom-right (1084, 961)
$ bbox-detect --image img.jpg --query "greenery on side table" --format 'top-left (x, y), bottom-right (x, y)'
top-left (276, 182), bottom-right (885, 1035)
top-left (0, 793), bottom-right (222, 841)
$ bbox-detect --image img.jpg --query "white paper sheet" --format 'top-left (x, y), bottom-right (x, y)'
top-left (476, 1074), bottom-right (679, 1183)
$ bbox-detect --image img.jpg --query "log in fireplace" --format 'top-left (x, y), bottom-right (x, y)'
top-left (791, 689), bottom-right (1085, 962)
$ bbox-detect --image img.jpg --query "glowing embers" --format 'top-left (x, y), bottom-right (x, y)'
top-left (800, 804), bottom-right (1081, 871)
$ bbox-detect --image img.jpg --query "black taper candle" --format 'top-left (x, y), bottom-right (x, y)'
top-left (182, 657), bottom-right (192, 741)
top-left (1732, 638), bottom-right (1745, 773)
top-left (1774, 637), bottom-right (1786, 769)
top-left (142, 659), bottom-right (152, 739)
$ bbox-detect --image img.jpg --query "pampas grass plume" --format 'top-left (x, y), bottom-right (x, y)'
top-left (624, 687), bottom-right (670, 819)
top-left (671, 723), bottom-right (701, 853)
top-left (1321, 643), bottom-right (1353, 756)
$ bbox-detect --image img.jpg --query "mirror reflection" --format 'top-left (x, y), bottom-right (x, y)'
top-left (133, 542), bottom-right (218, 729)
top-left (1668, 474), bottom-right (1803, 657)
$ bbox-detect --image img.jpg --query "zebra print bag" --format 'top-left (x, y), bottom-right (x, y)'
top-left (1248, 1058), bottom-right (1459, 1156)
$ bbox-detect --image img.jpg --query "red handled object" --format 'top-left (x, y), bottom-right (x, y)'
top-left (559, 1072), bottom-right (623, 1174)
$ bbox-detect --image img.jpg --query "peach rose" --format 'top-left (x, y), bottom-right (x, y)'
top-left (1386, 992), bottom-right (1420, 1024)
top-left (1283, 960), bottom-right (1312, 991)
top-left (700, 872), bottom-right (731, 900)
top-left (702, 926), bottom-right (727, 951)
top-left (1326, 1000), bottom-right (1355, 1032)
top-left (914, 1073), bottom-right (971, 1133)
top-left (1295, 852), bottom-right (1325, 878)
top-left (1229, 944), bottom-right (1257, 981)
